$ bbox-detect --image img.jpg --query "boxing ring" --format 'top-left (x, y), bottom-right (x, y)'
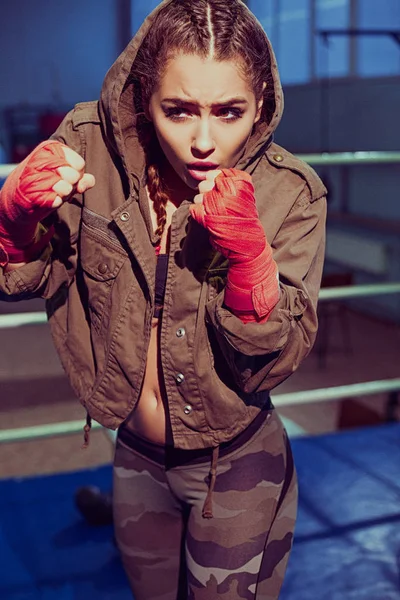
top-left (0, 152), bottom-right (399, 599)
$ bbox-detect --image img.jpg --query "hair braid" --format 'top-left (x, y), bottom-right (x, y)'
top-left (209, 1), bottom-right (239, 55)
top-left (182, 0), bottom-right (212, 51)
top-left (140, 124), bottom-right (170, 239)
top-left (147, 167), bottom-right (169, 239)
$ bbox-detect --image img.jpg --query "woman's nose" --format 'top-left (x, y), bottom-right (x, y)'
top-left (191, 120), bottom-right (216, 155)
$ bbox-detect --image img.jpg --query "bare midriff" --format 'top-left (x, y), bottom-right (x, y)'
top-left (126, 315), bottom-right (169, 444)
top-left (124, 193), bottom-right (178, 445)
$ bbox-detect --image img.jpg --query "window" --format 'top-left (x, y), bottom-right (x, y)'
top-left (357, 0), bottom-right (400, 76)
top-left (278, 0), bottom-right (312, 84)
top-left (315, 0), bottom-right (350, 78)
top-left (250, 0), bottom-right (311, 84)
top-left (248, 0), bottom-right (277, 50)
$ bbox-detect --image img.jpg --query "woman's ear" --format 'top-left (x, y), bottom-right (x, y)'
top-left (254, 82), bottom-right (267, 124)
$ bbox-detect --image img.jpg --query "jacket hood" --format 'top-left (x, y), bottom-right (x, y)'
top-left (99, 0), bottom-right (284, 185)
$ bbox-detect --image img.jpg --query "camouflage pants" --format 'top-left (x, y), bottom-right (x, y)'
top-left (113, 410), bottom-right (297, 600)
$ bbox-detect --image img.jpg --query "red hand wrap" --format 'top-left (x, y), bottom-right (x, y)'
top-left (0, 140), bottom-right (69, 266)
top-left (190, 168), bottom-right (280, 323)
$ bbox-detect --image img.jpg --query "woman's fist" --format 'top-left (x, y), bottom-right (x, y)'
top-left (0, 140), bottom-right (95, 266)
top-left (5, 140), bottom-right (95, 221)
top-left (51, 145), bottom-right (95, 207)
top-left (190, 168), bottom-right (265, 259)
top-left (190, 168), bottom-right (279, 322)
top-left (193, 169), bottom-right (222, 206)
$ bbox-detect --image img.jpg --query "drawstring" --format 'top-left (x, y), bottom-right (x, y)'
top-left (202, 445), bottom-right (220, 519)
top-left (81, 413), bottom-right (92, 449)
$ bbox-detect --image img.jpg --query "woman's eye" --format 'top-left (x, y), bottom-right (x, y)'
top-left (163, 106), bottom-right (244, 122)
top-left (164, 108), bottom-right (191, 121)
top-left (217, 108), bottom-right (244, 122)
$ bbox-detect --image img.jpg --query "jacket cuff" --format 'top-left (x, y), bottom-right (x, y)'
top-left (0, 226), bottom-right (54, 267)
top-left (0, 244), bottom-right (53, 296)
top-left (206, 289), bottom-right (292, 356)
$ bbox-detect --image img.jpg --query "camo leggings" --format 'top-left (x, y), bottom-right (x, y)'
top-left (113, 409), bottom-right (297, 600)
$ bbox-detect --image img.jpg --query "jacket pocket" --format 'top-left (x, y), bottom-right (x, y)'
top-left (80, 219), bottom-right (128, 335)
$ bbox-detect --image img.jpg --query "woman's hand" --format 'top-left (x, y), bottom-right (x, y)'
top-left (190, 168), bottom-right (266, 260)
top-left (0, 140), bottom-right (95, 267)
top-left (193, 169), bottom-right (222, 204)
top-left (49, 144), bottom-right (95, 208)
top-left (3, 140), bottom-right (95, 218)
top-left (190, 168), bottom-right (279, 323)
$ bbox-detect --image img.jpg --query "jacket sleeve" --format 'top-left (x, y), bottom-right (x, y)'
top-left (0, 110), bottom-right (82, 301)
top-left (205, 187), bottom-right (327, 393)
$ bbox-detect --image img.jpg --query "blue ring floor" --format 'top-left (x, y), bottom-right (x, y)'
top-left (1, 423), bottom-right (399, 599)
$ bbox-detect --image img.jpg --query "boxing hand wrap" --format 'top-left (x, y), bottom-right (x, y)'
top-left (0, 140), bottom-right (70, 267)
top-left (190, 169), bottom-right (280, 323)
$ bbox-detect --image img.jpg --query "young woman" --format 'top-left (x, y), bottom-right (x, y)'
top-left (0, 1), bottom-right (327, 598)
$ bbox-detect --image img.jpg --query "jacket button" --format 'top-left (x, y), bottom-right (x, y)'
top-left (183, 405), bottom-right (192, 415)
top-left (176, 373), bottom-right (185, 385)
top-left (120, 211), bottom-right (130, 222)
top-left (98, 263), bottom-right (109, 274)
top-left (176, 328), bottom-right (186, 338)
top-left (273, 153), bottom-right (284, 162)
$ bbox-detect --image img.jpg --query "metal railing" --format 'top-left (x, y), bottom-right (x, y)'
top-left (0, 164), bottom-right (17, 178)
top-left (299, 151), bottom-right (400, 166)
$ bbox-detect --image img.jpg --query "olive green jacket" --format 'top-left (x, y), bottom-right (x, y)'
top-left (0, 0), bottom-right (327, 449)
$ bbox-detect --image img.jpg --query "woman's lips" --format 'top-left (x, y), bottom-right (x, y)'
top-left (187, 164), bottom-right (219, 181)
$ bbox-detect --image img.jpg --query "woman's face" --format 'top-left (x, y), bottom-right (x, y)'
top-left (148, 53), bottom-right (264, 191)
